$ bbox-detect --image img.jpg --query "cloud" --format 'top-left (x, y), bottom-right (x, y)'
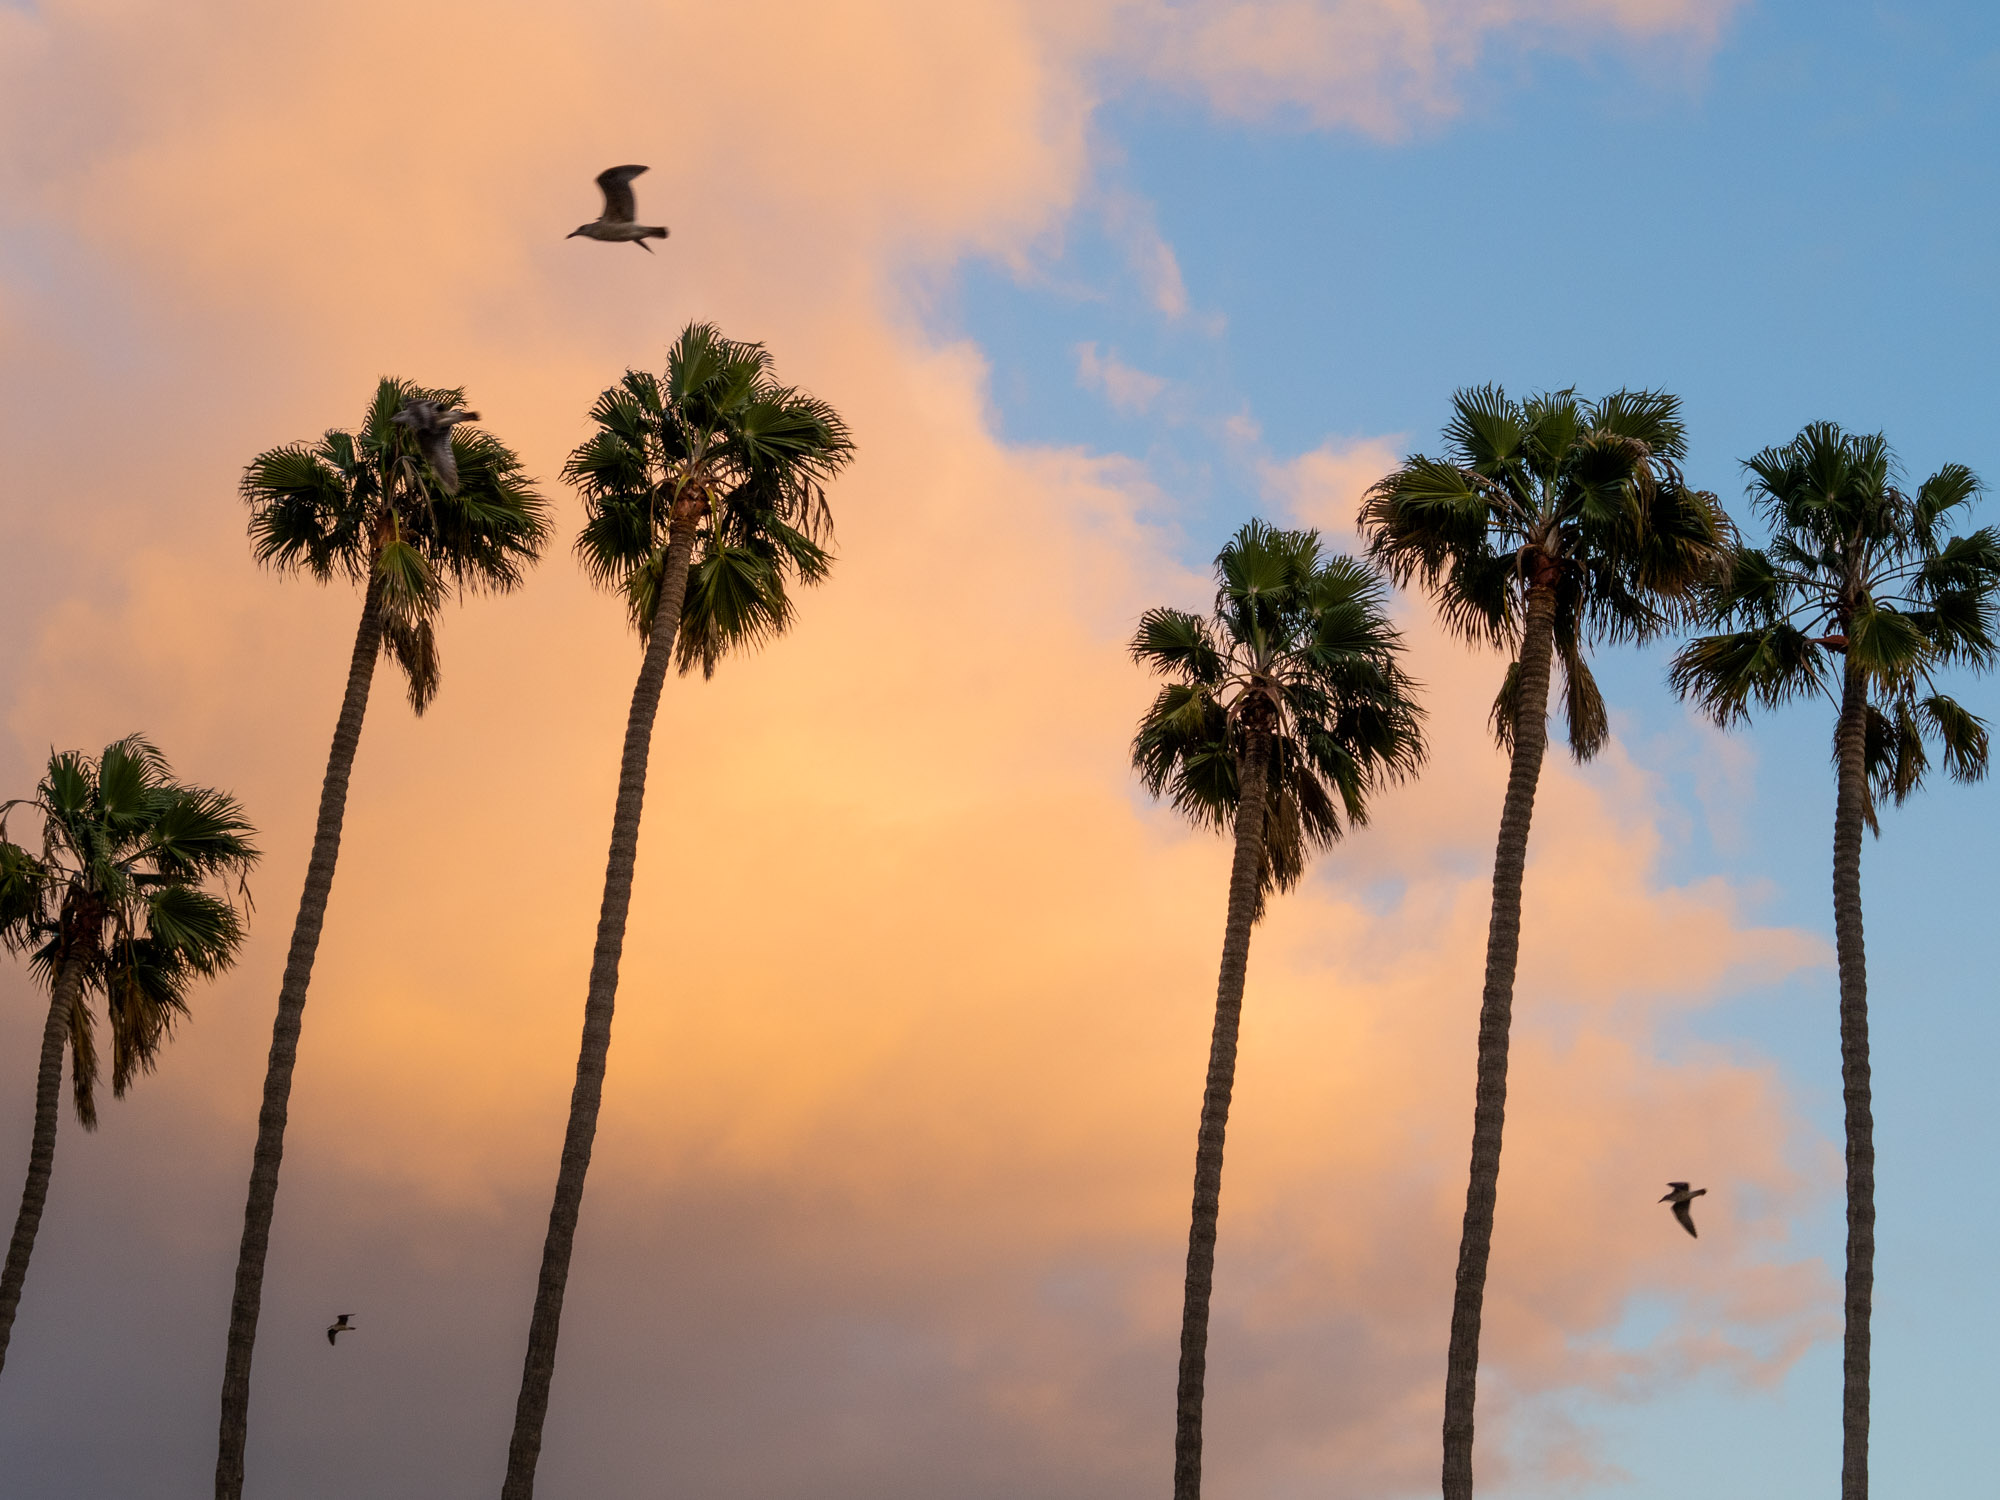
top-left (1132, 0), bottom-right (1743, 136)
top-left (0, 2), bottom-right (1807, 1498)
top-left (1100, 186), bottom-right (1193, 318)
top-left (1262, 433), bottom-right (1409, 544)
top-left (1077, 341), bottom-right (1174, 414)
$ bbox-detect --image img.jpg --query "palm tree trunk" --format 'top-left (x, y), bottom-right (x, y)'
top-left (215, 574), bottom-right (384, 1500)
top-left (1441, 580), bottom-right (1558, 1500)
top-left (1172, 722), bottom-right (1273, 1500)
top-left (1832, 660), bottom-right (1872, 1500)
top-left (0, 958), bottom-right (83, 1374)
top-left (500, 518), bottom-right (700, 1500)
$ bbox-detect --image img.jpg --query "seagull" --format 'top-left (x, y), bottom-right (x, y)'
top-left (326, 1313), bottom-right (356, 1346)
top-left (568, 165), bottom-right (669, 253)
top-left (390, 399), bottom-right (479, 495)
top-left (1659, 1182), bottom-right (1707, 1238)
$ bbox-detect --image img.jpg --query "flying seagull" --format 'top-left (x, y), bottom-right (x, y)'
top-left (1659, 1182), bottom-right (1707, 1238)
top-left (326, 1314), bottom-right (356, 1346)
top-left (390, 399), bottom-right (479, 495)
top-left (569, 165), bottom-right (670, 253)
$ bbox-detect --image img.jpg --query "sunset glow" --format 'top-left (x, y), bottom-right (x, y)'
top-left (3, 2), bottom-right (1996, 1497)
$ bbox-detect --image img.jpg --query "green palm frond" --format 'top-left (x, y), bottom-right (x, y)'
top-left (1558, 642), bottom-right (1610, 762)
top-left (1133, 608), bottom-right (1225, 686)
top-left (1668, 623), bottom-right (1830, 724)
top-left (1920, 692), bottom-right (1989, 782)
top-left (0, 841), bottom-right (47, 940)
top-left (674, 545), bottom-right (794, 679)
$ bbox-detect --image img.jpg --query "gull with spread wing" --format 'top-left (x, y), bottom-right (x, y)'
top-left (1660, 1182), bottom-right (1707, 1238)
top-left (568, 165), bottom-right (669, 252)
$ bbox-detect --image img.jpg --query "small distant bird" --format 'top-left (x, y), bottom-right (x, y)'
top-left (391, 399), bottom-right (479, 495)
top-left (326, 1313), bottom-right (356, 1346)
top-left (568, 165), bottom-right (669, 253)
top-left (1660, 1182), bottom-right (1707, 1238)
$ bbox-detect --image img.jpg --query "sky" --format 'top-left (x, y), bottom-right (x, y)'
top-left (0, 1), bottom-right (1995, 1497)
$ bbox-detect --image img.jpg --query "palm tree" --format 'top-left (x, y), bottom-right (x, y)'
top-left (0, 736), bottom-right (258, 1374)
top-left (501, 322), bottom-right (852, 1499)
top-left (1669, 423), bottom-right (1998, 1500)
top-left (1132, 520), bottom-right (1426, 1500)
top-left (1357, 386), bottom-right (1729, 1500)
top-left (216, 379), bottom-right (548, 1499)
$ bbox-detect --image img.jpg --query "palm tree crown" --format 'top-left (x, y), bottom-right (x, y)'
top-left (1361, 384), bottom-right (1729, 756)
top-left (1132, 520), bottom-right (1426, 901)
top-left (1670, 422), bottom-right (1999, 816)
top-left (567, 322), bottom-right (854, 677)
top-left (242, 376), bottom-right (550, 708)
top-left (0, 736), bottom-right (259, 1126)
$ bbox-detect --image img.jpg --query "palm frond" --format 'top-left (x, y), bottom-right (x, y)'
top-left (1558, 642), bottom-right (1610, 762)
top-left (675, 545), bottom-right (794, 679)
top-left (1669, 626), bottom-right (1830, 725)
top-left (380, 612), bottom-right (442, 714)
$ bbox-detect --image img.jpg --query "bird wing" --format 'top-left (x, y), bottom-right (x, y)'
top-left (596, 165), bottom-right (648, 223)
top-left (327, 1326), bottom-right (338, 1345)
top-left (1672, 1199), bottom-right (1698, 1238)
top-left (426, 434), bottom-right (462, 495)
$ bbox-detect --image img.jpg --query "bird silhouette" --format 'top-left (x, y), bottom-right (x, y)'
top-left (326, 1313), bottom-right (356, 1346)
top-left (390, 399), bottom-right (479, 495)
top-left (1659, 1182), bottom-right (1707, 1238)
top-left (568, 165), bottom-right (669, 252)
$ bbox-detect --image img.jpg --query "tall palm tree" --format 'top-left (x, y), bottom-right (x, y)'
top-left (216, 379), bottom-right (547, 1499)
top-left (1132, 520), bottom-right (1426, 1500)
top-left (1358, 386), bottom-right (1729, 1499)
top-left (1669, 423), bottom-right (1998, 1500)
top-left (501, 322), bottom-right (852, 1499)
top-left (0, 736), bottom-right (258, 1373)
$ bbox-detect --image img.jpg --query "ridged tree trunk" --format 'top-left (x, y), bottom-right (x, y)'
top-left (216, 573), bottom-right (384, 1500)
top-left (0, 957), bottom-right (83, 1373)
top-left (1832, 657), bottom-right (1872, 1500)
top-left (500, 516), bottom-right (701, 1500)
top-left (1440, 579), bottom-right (1558, 1500)
top-left (1172, 722), bottom-right (1273, 1500)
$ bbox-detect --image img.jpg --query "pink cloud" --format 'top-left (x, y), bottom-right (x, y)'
top-left (1132, 0), bottom-right (1742, 136)
top-left (1078, 341), bottom-right (1174, 413)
